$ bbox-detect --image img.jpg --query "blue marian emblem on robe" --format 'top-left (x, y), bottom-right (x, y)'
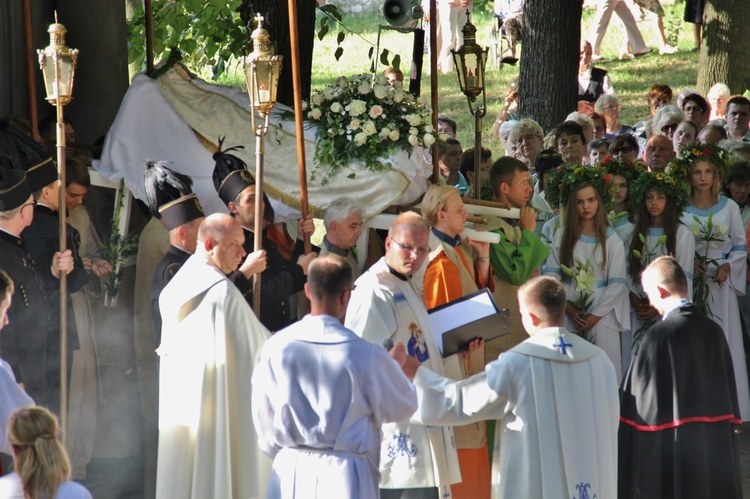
top-left (572, 482), bottom-right (597, 499)
top-left (406, 321), bottom-right (429, 362)
top-left (386, 433), bottom-right (418, 460)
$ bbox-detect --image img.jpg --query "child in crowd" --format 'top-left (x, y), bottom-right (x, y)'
top-left (624, 171), bottom-right (693, 369)
top-left (459, 147), bottom-right (493, 200)
top-left (544, 165), bottom-right (630, 378)
top-left (671, 143), bottom-right (750, 421)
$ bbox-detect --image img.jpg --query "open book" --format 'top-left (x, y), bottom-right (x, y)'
top-left (427, 288), bottom-right (511, 357)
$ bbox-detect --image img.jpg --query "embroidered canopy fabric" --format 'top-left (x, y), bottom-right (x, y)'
top-left (95, 63), bottom-right (429, 221)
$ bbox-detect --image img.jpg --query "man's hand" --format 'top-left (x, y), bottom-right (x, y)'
top-left (466, 238), bottom-right (490, 259)
top-left (388, 341), bottom-right (421, 378)
top-left (297, 214), bottom-right (315, 241)
top-left (577, 101), bottom-right (595, 114)
top-left (518, 206), bottom-right (537, 233)
top-left (90, 258), bottom-right (113, 278)
top-left (51, 250), bottom-right (74, 278)
top-left (297, 252), bottom-right (318, 275)
top-left (458, 338), bottom-right (484, 359)
top-left (240, 249), bottom-right (267, 278)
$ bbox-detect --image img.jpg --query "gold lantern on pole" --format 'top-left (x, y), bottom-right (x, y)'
top-left (452, 11), bottom-right (488, 200)
top-left (37, 12), bottom-right (78, 446)
top-left (243, 13), bottom-right (282, 315)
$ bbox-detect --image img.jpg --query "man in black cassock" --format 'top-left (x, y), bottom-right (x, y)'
top-left (619, 256), bottom-right (742, 499)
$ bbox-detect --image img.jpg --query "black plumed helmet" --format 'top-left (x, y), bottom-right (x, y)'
top-left (143, 160), bottom-right (194, 218)
top-left (212, 136), bottom-right (254, 206)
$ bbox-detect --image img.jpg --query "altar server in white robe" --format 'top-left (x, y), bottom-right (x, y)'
top-left (407, 276), bottom-right (619, 499)
top-left (252, 254), bottom-right (418, 499)
top-left (346, 212), bottom-right (461, 499)
top-left (156, 213), bottom-right (271, 499)
top-left (0, 270), bottom-right (35, 456)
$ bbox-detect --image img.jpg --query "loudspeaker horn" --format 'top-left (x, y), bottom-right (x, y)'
top-left (381, 0), bottom-right (423, 27)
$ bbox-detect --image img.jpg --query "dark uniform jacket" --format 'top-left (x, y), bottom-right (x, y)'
top-left (19, 205), bottom-right (85, 412)
top-left (149, 244), bottom-right (191, 338)
top-left (578, 67), bottom-right (608, 103)
top-left (229, 227), bottom-right (307, 332)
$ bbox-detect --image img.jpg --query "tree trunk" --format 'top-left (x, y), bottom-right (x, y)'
top-left (518, 0), bottom-right (582, 132)
top-left (254, 0), bottom-right (316, 106)
top-left (697, 0), bottom-right (750, 95)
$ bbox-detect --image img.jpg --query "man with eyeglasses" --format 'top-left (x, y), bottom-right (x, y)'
top-left (346, 211), bottom-right (461, 499)
top-left (643, 135), bottom-right (676, 172)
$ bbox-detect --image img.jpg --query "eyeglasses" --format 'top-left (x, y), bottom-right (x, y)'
top-left (602, 105), bottom-right (619, 112)
top-left (612, 145), bottom-right (634, 155)
top-left (594, 126), bottom-right (606, 132)
top-left (661, 123), bottom-right (679, 134)
top-left (391, 239), bottom-right (430, 255)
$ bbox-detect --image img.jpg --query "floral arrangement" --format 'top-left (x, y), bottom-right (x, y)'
top-left (305, 73), bottom-right (439, 185)
top-left (560, 257), bottom-right (596, 341)
top-left (630, 231), bottom-right (668, 345)
top-left (100, 180), bottom-right (137, 308)
top-left (597, 155), bottom-right (646, 184)
top-left (688, 211), bottom-right (728, 319)
top-left (629, 171), bottom-right (689, 213)
top-left (545, 163), bottom-right (615, 211)
top-left (667, 142), bottom-right (732, 183)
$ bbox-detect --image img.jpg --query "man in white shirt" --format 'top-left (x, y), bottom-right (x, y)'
top-left (407, 276), bottom-right (620, 498)
top-left (252, 254), bottom-right (417, 499)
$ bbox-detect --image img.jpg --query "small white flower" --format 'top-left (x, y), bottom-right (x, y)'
top-left (349, 100), bottom-right (367, 117)
top-left (409, 127), bottom-right (418, 136)
top-left (358, 83), bottom-right (371, 95)
top-left (393, 91), bottom-right (404, 103)
top-left (330, 102), bottom-right (344, 114)
top-left (363, 120), bottom-right (378, 136)
top-left (349, 118), bottom-right (361, 130)
top-left (404, 94), bottom-right (415, 103)
top-left (392, 80), bottom-right (403, 90)
top-left (308, 108), bottom-right (322, 120)
top-left (372, 86), bottom-right (386, 100)
top-left (408, 134), bottom-right (419, 146)
top-left (311, 93), bottom-right (325, 106)
top-left (377, 75), bottom-right (388, 86)
top-left (438, 133), bottom-right (450, 142)
top-left (424, 124), bottom-right (434, 133)
top-left (323, 89), bottom-right (335, 100)
top-left (389, 130), bottom-right (400, 141)
top-left (369, 105), bottom-right (384, 119)
top-left (301, 100), bottom-right (309, 111)
top-left (716, 223), bottom-right (729, 236)
top-left (354, 132), bottom-right (368, 145)
top-left (380, 127), bottom-right (391, 138)
top-left (406, 114), bottom-right (421, 126)
top-left (423, 133), bottom-right (435, 146)
top-left (336, 76), bottom-right (349, 88)
top-left (690, 224), bottom-right (702, 237)
top-left (417, 95), bottom-right (428, 105)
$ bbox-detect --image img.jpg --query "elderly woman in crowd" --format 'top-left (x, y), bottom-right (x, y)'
top-left (595, 94), bottom-right (633, 139)
top-left (707, 83), bottom-right (731, 121)
top-left (507, 118), bottom-right (544, 171)
top-left (652, 105), bottom-right (684, 140)
top-left (588, 111), bottom-right (607, 140)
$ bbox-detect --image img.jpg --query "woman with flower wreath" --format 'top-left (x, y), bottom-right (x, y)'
top-left (599, 155), bottom-right (645, 243)
top-left (670, 143), bottom-right (750, 421)
top-left (543, 166), bottom-right (630, 378)
top-left (623, 171), bottom-right (694, 370)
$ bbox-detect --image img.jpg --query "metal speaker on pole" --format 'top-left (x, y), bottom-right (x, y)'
top-left (381, 0), bottom-right (423, 27)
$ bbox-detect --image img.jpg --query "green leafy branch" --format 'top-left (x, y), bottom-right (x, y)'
top-left (691, 213), bottom-right (727, 320)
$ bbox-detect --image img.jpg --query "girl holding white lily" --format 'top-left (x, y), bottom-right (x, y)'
top-left (624, 171), bottom-right (694, 370)
top-left (670, 143), bottom-right (750, 420)
top-left (544, 166), bottom-right (630, 379)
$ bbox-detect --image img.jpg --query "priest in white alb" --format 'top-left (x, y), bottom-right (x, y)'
top-left (156, 213), bottom-right (271, 499)
top-left (252, 254), bottom-right (418, 498)
top-left (407, 276), bottom-right (619, 499)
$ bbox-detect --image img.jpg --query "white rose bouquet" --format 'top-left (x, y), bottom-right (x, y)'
top-left (305, 73), bottom-right (435, 185)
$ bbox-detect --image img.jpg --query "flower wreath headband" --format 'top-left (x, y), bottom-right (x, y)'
top-left (545, 163), bottom-right (615, 211)
top-left (666, 142), bottom-right (732, 183)
top-left (629, 171), bottom-right (689, 214)
top-left (597, 155), bottom-right (646, 184)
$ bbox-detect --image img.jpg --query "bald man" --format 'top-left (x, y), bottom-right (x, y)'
top-left (643, 135), bottom-right (676, 172)
top-left (156, 213), bottom-right (272, 499)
